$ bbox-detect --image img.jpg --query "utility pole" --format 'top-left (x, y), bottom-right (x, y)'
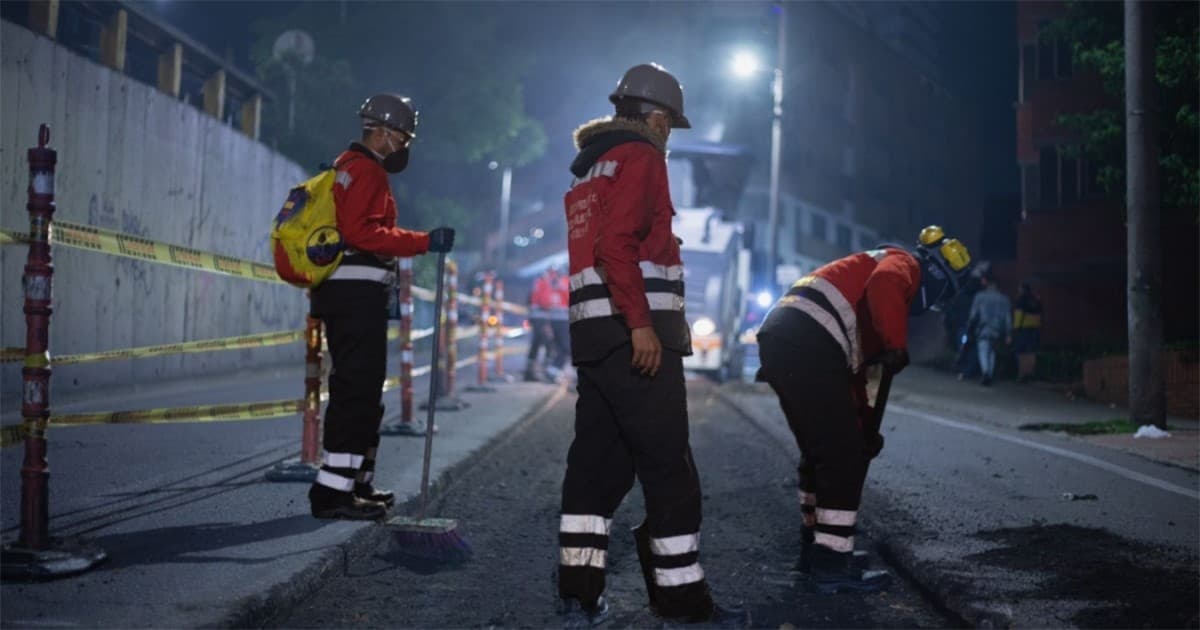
top-left (765, 2), bottom-right (787, 291)
top-left (1124, 0), bottom-right (1165, 428)
top-left (498, 166), bottom-right (513, 274)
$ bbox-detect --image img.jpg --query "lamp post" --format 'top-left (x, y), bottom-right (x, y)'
top-left (731, 3), bottom-right (787, 290)
top-left (489, 161), bottom-right (513, 273)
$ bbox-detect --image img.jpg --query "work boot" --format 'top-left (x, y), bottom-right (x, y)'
top-left (308, 484), bottom-right (387, 521)
top-left (802, 544), bottom-right (890, 594)
top-left (355, 444), bottom-right (394, 507)
top-left (355, 483), bottom-right (395, 507)
top-left (559, 595), bottom-right (610, 629)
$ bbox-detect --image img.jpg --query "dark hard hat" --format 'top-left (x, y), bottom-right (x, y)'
top-left (359, 94), bottom-right (418, 136)
top-left (609, 63), bottom-right (690, 129)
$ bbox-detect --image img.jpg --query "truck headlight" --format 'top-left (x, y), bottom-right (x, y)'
top-left (692, 317), bottom-right (716, 336)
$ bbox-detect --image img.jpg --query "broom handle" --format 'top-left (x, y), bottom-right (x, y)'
top-left (417, 251), bottom-right (448, 520)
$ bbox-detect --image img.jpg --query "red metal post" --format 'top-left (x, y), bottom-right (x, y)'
top-left (300, 312), bottom-right (322, 466)
top-left (19, 124), bottom-right (55, 550)
top-left (399, 257), bottom-right (414, 425)
top-left (493, 278), bottom-right (506, 378)
top-left (475, 285), bottom-right (489, 386)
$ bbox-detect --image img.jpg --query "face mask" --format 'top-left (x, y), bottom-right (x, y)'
top-left (381, 132), bottom-right (410, 174)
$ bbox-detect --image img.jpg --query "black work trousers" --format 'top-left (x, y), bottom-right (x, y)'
top-left (310, 279), bottom-right (389, 493)
top-left (758, 315), bottom-right (871, 554)
top-left (549, 320), bottom-right (570, 369)
top-left (558, 345), bottom-right (713, 618)
top-left (527, 317), bottom-right (550, 362)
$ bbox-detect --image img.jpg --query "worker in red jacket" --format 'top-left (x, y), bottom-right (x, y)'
top-left (308, 93), bottom-right (454, 521)
top-left (546, 266), bottom-right (571, 379)
top-left (556, 63), bottom-right (747, 628)
top-left (756, 226), bottom-right (971, 593)
top-left (524, 269), bottom-right (557, 381)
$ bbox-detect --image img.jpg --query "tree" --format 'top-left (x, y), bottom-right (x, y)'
top-left (249, 3), bottom-right (547, 252)
top-left (1043, 1), bottom-right (1199, 216)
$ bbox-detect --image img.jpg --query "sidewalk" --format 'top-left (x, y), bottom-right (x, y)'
top-left (889, 366), bottom-right (1199, 471)
top-left (1, 352), bottom-right (560, 628)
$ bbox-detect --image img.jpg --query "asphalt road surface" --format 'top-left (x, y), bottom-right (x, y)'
top-left (270, 377), bottom-right (952, 628)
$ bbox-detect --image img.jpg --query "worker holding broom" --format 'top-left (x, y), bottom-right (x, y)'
top-left (755, 226), bottom-right (971, 593)
top-left (308, 94), bottom-right (454, 521)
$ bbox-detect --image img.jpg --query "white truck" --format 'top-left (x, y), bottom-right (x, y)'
top-left (667, 141), bottom-right (755, 381)
top-left (673, 207), bottom-right (750, 380)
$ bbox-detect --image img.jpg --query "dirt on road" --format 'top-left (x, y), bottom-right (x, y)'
top-left (269, 379), bottom-right (951, 628)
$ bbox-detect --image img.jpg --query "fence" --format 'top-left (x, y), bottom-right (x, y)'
top-left (0, 124), bottom-right (527, 579)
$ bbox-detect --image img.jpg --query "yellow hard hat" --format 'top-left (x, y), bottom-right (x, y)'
top-left (919, 225), bottom-right (946, 247)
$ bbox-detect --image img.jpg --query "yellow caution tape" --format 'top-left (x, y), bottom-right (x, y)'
top-left (4, 221), bottom-right (526, 327)
top-left (0, 230), bottom-right (28, 245)
top-left (45, 221), bottom-right (284, 284)
top-left (0, 343), bottom-right (528, 447)
top-left (8, 331), bottom-right (304, 366)
top-left (48, 400), bottom-right (305, 427)
top-left (1, 424), bottom-right (28, 447)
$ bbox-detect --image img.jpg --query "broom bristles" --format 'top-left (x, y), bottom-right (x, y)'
top-left (388, 517), bottom-right (472, 562)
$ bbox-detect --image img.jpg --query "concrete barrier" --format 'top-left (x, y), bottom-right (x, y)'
top-left (1, 20), bottom-right (309, 409)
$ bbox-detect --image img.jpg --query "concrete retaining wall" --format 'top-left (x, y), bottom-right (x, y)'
top-left (1, 20), bottom-right (310, 410)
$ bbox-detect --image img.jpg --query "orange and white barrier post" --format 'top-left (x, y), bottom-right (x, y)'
top-left (266, 306), bottom-right (324, 480)
top-left (429, 260), bottom-right (467, 410)
top-left (382, 257), bottom-right (424, 436)
top-left (1, 125), bottom-right (106, 578)
top-left (466, 273), bottom-right (496, 392)
top-left (490, 278), bottom-right (512, 383)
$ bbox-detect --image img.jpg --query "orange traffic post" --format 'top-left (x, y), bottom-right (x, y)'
top-left (425, 259), bottom-right (467, 411)
top-left (466, 273), bottom-right (496, 392)
top-left (489, 277), bottom-right (513, 383)
top-left (266, 306), bottom-right (323, 481)
top-left (1, 124), bottom-right (107, 578)
top-left (382, 257), bottom-right (424, 436)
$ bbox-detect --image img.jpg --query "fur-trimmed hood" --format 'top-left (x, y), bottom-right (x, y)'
top-left (569, 117), bottom-right (666, 178)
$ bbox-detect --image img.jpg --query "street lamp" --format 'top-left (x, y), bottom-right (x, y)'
top-left (489, 161), bottom-right (513, 273)
top-left (730, 3), bottom-right (787, 291)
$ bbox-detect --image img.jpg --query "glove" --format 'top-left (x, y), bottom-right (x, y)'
top-left (877, 349), bottom-right (910, 375)
top-left (428, 227), bottom-right (455, 253)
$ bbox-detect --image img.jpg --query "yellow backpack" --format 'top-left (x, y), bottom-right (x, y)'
top-left (271, 167), bottom-right (344, 288)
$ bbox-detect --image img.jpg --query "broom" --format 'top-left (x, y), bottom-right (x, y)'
top-left (386, 250), bottom-right (472, 562)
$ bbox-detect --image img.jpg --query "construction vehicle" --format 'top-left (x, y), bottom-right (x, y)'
top-left (668, 142), bottom-right (754, 381)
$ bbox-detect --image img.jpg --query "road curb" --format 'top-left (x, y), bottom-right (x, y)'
top-left (219, 384), bottom-right (567, 629)
top-left (712, 387), bottom-right (979, 629)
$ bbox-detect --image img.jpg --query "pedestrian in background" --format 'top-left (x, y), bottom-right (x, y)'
top-left (1012, 280), bottom-right (1042, 381)
top-left (524, 268), bottom-right (555, 382)
top-left (967, 274), bottom-right (1012, 386)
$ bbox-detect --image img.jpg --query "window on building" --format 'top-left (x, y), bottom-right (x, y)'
top-left (810, 214), bottom-right (827, 242)
top-left (1061, 153), bottom-right (1080, 206)
top-left (836, 224), bottom-right (853, 250)
top-left (1039, 146), bottom-right (1059, 209)
top-left (1021, 164), bottom-right (1040, 214)
top-left (1036, 21), bottom-right (1074, 81)
top-left (1035, 145), bottom-right (1088, 210)
top-left (1019, 45), bottom-right (1035, 102)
